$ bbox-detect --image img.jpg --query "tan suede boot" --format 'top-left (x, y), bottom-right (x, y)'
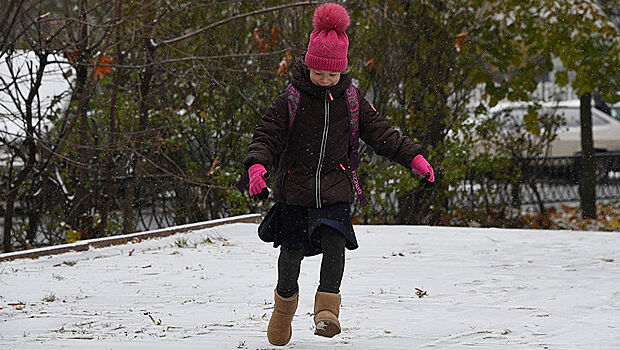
top-left (313, 291), bottom-right (341, 338)
top-left (267, 289), bottom-right (298, 346)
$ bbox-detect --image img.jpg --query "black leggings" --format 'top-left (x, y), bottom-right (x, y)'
top-left (276, 225), bottom-right (346, 298)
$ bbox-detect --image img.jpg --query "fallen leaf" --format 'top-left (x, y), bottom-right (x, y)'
top-left (65, 46), bottom-right (78, 64)
top-left (92, 54), bottom-right (113, 80)
top-left (277, 51), bottom-right (292, 76)
top-left (364, 58), bottom-right (376, 70)
top-left (253, 28), bottom-right (266, 51)
top-left (455, 32), bottom-right (468, 52)
top-left (270, 26), bottom-right (279, 48)
top-left (206, 157), bottom-right (220, 177)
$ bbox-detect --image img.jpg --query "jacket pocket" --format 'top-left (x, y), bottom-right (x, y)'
top-left (282, 167), bottom-right (292, 193)
top-left (283, 155), bottom-right (300, 190)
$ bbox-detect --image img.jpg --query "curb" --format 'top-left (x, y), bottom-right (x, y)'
top-left (0, 214), bottom-right (262, 262)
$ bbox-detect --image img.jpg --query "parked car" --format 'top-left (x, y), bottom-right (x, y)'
top-left (609, 102), bottom-right (620, 121)
top-left (592, 92), bottom-right (620, 122)
top-left (548, 100), bottom-right (620, 156)
top-left (485, 99), bottom-right (620, 157)
top-left (472, 100), bottom-right (620, 183)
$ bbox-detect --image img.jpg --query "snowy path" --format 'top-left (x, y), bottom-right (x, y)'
top-left (1, 223), bottom-right (619, 349)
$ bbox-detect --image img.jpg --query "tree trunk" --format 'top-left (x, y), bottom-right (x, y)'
top-left (22, 54), bottom-right (47, 246)
top-left (26, 175), bottom-right (48, 246)
top-left (3, 193), bottom-right (16, 252)
top-left (579, 93), bottom-right (596, 219)
top-left (67, 0), bottom-right (93, 238)
top-left (99, 0), bottom-right (123, 237)
top-left (2, 51), bottom-right (48, 251)
top-left (123, 5), bottom-right (156, 234)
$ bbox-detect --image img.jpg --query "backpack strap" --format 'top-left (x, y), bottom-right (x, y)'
top-left (344, 84), bottom-right (368, 206)
top-left (285, 83), bottom-right (300, 145)
top-left (273, 83), bottom-right (300, 169)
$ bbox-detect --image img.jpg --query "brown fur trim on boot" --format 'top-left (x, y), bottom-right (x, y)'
top-left (267, 289), bottom-right (299, 346)
top-left (313, 291), bottom-right (341, 338)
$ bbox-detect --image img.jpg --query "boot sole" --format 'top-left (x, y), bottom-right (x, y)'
top-left (314, 320), bottom-right (341, 338)
top-left (267, 323), bottom-right (292, 346)
top-left (267, 333), bottom-right (291, 346)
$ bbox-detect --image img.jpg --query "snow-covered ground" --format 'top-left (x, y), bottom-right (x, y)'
top-left (1, 223), bottom-right (618, 349)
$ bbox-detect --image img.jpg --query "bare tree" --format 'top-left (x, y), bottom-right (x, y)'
top-left (1, 0), bottom-right (317, 251)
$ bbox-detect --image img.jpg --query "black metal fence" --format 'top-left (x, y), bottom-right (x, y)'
top-left (452, 152), bottom-right (620, 208)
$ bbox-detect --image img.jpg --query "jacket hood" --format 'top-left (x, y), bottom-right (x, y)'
top-left (291, 54), bottom-right (352, 98)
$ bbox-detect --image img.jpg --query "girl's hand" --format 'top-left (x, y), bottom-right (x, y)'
top-left (411, 155), bottom-right (434, 183)
top-left (248, 164), bottom-right (270, 200)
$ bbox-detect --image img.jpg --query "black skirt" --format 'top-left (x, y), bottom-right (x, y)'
top-left (258, 202), bottom-right (358, 257)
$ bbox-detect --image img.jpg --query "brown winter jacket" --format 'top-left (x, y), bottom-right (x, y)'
top-left (243, 57), bottom-right (423, 208)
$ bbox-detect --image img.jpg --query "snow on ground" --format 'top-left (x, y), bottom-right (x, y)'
top-left (0, 223), bottom-right (619, 349)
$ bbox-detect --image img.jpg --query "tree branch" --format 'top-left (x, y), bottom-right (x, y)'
top-left (154, 1), bottom-right (317, 48)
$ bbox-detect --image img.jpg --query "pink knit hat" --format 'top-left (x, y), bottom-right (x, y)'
top-left (305, 3), bottom-right (350, 73)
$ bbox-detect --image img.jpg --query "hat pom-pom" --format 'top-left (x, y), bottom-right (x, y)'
top-left (312, 3), bottom-right (350, 32)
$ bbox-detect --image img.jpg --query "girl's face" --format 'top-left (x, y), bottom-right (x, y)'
top-left (309, 68), bottom-right (341, 88)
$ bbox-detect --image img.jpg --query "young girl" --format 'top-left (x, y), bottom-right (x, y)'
top-left (243, 3), bottom-right (434, 346)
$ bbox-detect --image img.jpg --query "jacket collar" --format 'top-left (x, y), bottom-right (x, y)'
top-left (291, 54), bottom-right (352, 99)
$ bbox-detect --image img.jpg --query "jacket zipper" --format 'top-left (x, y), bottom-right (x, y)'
top-left (316, 90), bottom-right (330, 208)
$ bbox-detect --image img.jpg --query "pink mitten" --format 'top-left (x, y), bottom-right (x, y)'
top-left (248, 164), bottom-right (269, 199)
top-left (411, 155), bottom-right (434, 182)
